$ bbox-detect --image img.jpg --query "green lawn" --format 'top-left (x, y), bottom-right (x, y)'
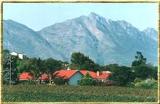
top-left (2, 85), bottom-right (157, 102)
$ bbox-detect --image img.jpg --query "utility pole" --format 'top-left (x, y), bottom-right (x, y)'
top-left (9, 52), bottom-right (23, 85)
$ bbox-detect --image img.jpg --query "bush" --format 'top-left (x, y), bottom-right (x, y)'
top-left (132, 65), bottom-right (155, 80)
top-left (53, 77), bottom-right (66, 85)
top-left (109, 66), bottom-right (135, 86)
top-left (78, 78), bottom-right (96, 86)
top-left (134, 79), bottom-right (157, 89)
top-left (95, 80), bottom-right (114, 86)
top-left (19, 80), bottom-right (36, 85)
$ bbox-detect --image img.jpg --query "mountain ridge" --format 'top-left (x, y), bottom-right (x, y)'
top-left (3, 12), bottom-right (158, 66)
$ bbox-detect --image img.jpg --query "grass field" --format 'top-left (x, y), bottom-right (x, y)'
top-left (2, 85), bottom-right (157, 102)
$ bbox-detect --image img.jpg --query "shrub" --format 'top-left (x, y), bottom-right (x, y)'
top-left (109, 66), bottom-right (135, 86)
top-left (134, 79), bottom-right (157, 89)
top-left (134, 78), bottom-right (142, 83)
top-left (78, 72), bottom-right (96, 86)
top-left (78, 78), bottom-right (96, 86)
top-left (53, 77), bottom-right (66, 85)
top-left (95, 80), bottom-right (114, 86)
top-left (19, 80), bottom-right (36, 85)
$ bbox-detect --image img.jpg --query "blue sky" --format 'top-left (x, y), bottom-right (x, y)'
top-left (3, 3), bottom-right (158, 31)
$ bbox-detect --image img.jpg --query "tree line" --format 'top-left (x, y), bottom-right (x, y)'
top-left (3, 49), bottom-right (157, 86)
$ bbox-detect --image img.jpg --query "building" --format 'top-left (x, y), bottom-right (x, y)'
top-left (38, 73), bottom-right (49, 83)
top-left (53, 69), bottom-right (83, 85)
top-left (80, 70), bottom-right (111, 82)
top-left (19, 72), bottom-right (34, 81)
top-left (53, 69), bottom-right (112, 85)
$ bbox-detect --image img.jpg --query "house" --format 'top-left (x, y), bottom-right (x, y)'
top-left (80, 70), bottom-right (111, 82)
top-left (53, 69), bottom-right (112, 85)
top-left (19, 72), bottom-right (34, 81)
top-left (53, 69), bottom-right (83, 85)
top-left (39, 73), bottom-right (49, 83)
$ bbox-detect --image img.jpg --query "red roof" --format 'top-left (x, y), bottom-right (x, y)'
top-left (53, 69), bottom-right (111, 80)
top-left (53, 70), bottom-right (78, 79)
top-left (80, 70), bottom-right (97, 78)
top-left (19, 72), bottom-right (34, 81)
top-left (39, 73), bottom-right (49, 81)
top-left (96, 73), bottom-right (111, 79)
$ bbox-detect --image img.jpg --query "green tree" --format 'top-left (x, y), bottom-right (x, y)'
top-left (103, 64), bottom-right (119, 72)
top-left (131, 52), bottom-right (157, 80)
top-left (109, 66), bottom-right (135, 86)
top-left (133, 64), bottom-right (157, 80)
top-left (78, 72), bottom-right (96, 86)
top-left (44, 58), bottom-right (64, 73)
top-left (71, 52), bottom-right (98, 71)
top-left (152, 66), bottom-right (158, 80)
top-left (132, 51), bottom-right (146, 66)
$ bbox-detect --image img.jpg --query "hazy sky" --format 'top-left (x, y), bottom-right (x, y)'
top-left (3, 3), bottom-right (158, 31)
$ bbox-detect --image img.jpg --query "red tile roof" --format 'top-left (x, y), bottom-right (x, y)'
top-left (80, 70), bottom-right (97, 78)
top-left (19, 72), bottom-right (34, 81)
top-left (53, 70), bottom-right (78, 79)
top-left (96, 73), bottom-right (111, 79)
top-left (39, 73), bottom-right (49, 81)
top-left (53, 69), bottom-right (111, 80)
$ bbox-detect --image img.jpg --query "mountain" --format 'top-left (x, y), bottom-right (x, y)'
top-left (3, 20), bottom-right (65, 60)
top-left (143, 28), bottom-right (157, 41)
top-left (3, 13), bottom-right (158, 66)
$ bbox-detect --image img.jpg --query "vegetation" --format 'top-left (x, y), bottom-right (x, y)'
top-left (109, 66), bottom-right (135, 86)
top-left (2, 50), bottom-right (158, 102)
top-left (2, 85), bottom-right (157, 102)
top-left (133, 78), bottom-right (157, 89)
top-left (131, 51), bottom-right (157, 80)
top-left (3, 49), bottom-right (66, 84)
top-left (53, 77), bottom-right (66, 85)
top-left (70, 52), bottom-right (99, 71)
top-left (3, 50), bottom-right (158, 86)
top-left (78, 72), bottom-right (96, 86)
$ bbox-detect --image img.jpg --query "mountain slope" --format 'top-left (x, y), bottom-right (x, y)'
top-left (38, 13), bottom-right (158, 65)
top-left (3, 20), bottom-right (65, 60)
top-left (3, 13), bottom-right (158, 65)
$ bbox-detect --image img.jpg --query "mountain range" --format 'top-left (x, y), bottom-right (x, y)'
top-left (3, 12), bottom-right (158, 66)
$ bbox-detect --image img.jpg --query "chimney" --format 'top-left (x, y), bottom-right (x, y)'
top-left (67, 67), bottom-right (70, 70)
top-left (97, 71), bottom-right (99, 76)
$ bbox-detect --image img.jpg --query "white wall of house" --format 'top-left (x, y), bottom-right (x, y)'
top-left (68, 72), bottom-right (83, 85)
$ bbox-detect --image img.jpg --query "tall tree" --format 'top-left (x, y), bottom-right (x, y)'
top-left (109, 65), bottom-right (135, 86)
top-left (132, 51), bottom-right (146, 66)
top-left (44, 58), bottom-right (63, 73)
top-left (131, 51), bottom-right (157, 80)
top-left (71, 52), bottom-right (98, 71)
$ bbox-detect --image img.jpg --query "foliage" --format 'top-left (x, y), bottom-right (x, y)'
top-left (102, 64), bottom-right (119, 72)
top-left (132, 51), bottom-right (146, 66)
top-left (18, 80), bottom-right (36, 85)
top-left (3, 50), bottom-right (158, 88)
top-left (95, 80), bottom-right (114, 86)
top-left (3, 49), bottom-right (66, 83)
top-left (71, 52), bottom-right (99, 71)
top-left (131, 51), bottom-right (157, 80)
top-left (2, 85), bottom-right (157, 102)
top-left (53, 77), bottom-right (66, 85)
top-left (151, 66), bottom-right (158, 80)
top-left (109, 66), bottom-right (135, 86)
top-left (132, 64), bottom-right (156, 80)
top-left (134, 79), bottom-right (157, 89)
top-left (78, 72), bottom-right (96, 86)
top-left (44, 58), bottom-right (64, 73)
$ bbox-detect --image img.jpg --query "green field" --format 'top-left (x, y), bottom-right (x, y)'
top-left (2, 85), bottom-right (157, 102)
